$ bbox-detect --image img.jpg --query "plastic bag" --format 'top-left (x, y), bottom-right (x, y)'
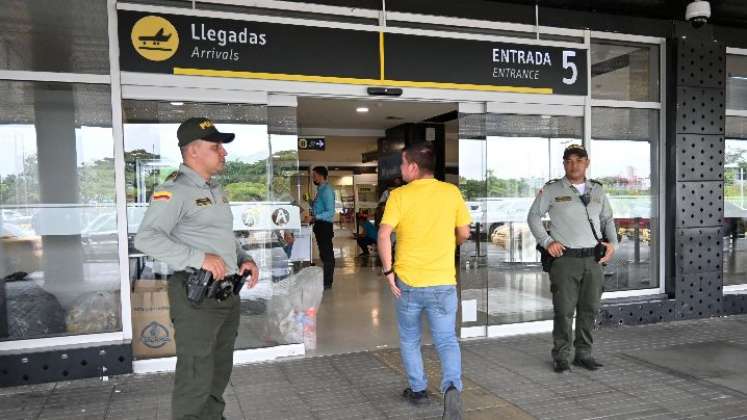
top-left (66, 290), bottom-right (122, 334)
top-left (265, 266), bottom-right (323, 346)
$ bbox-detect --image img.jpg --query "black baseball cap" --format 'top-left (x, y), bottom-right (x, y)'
top-left (177, 117), bottom-right (235, 147)
top-left (563, 144), bottom-right (588, 160)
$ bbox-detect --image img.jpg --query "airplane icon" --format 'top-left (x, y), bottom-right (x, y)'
top-left (138, 28), bottom-right (173, 51)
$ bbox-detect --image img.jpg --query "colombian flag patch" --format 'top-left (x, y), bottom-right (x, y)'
top-left (152, 191), bottom-right (172, 201)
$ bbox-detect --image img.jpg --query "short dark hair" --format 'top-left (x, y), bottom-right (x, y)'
top-left (403, 143), bottom-right (435, 174)
top-left (312, 166), bottom-right (328, 178)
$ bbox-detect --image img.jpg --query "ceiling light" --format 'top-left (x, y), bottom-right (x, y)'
top-left (356, 107), bottom-right (369, 113)
top-left (170, 101), bottom-right (184, 106)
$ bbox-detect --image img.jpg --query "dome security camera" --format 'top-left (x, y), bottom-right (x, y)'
top-left (685, 1), bottom-right (711, 27)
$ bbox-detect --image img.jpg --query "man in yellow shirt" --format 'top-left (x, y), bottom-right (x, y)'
top-left (378, 143), bottom-right (471, 420)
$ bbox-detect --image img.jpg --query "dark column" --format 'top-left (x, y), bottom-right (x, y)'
top-left (377, 122), bottom-right (446, 194)
top-left (599, 22), bottom-right (727, 326)
top-left (670, 22), bottom-right (726, 319)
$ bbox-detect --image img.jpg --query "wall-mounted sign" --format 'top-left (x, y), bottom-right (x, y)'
top-left (298, 137), bottom-right (326, 151)
top-left (119, 10), bottom-right (379, 79)
top-left (119, 10), bottom-right (587, 95)
top-left (383, 33), bottom-right (587, 95)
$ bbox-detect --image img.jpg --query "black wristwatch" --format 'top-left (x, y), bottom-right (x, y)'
top-left (382, 268), bottom-right (394, 276)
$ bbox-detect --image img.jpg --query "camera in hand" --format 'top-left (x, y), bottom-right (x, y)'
top-left (185, 269), bottom-right (251, 304)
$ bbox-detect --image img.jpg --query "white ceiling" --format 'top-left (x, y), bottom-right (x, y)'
top-left (296, 97), bottom-right (456, 131)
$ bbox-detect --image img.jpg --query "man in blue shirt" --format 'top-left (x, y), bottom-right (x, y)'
top-left (310, 166), bottom-right (336, 289)
top-left (355, 212), bottom-right (379, 256)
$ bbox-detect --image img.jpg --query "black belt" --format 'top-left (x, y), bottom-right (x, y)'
top-left (562, 247), bottom-right (596, 257)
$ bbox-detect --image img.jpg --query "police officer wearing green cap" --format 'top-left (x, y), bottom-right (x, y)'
top-left (527, 144), bottom-right (617, 373)
top-left (135, 117), bottom-right (260, 420)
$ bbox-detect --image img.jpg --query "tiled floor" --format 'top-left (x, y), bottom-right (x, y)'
top-left (4, 315), bottom-right (747, 419)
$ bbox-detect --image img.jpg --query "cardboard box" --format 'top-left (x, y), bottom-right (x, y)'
top-left (131, 280), bottom-right (176, 359)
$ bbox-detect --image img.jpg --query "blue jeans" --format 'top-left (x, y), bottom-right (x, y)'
top-left (395, 279), bottom-right (462, 393)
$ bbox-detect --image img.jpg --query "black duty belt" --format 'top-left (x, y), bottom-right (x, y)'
top-left (562, 247), bottom-right (596, 257)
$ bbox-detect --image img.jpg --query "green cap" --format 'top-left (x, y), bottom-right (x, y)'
top-left (177, 117), bottom-right (235, 147)
top-left (563, 144), bottom-right (588, 159)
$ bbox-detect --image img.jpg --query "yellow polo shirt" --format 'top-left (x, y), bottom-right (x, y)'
top-left (381, 178), bottom-right (471, 287)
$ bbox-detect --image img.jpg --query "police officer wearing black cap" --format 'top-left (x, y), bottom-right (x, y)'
top-left (135, 117), bottom-right (260, 420)
top-left (527, 144), bottom-right (618, 373)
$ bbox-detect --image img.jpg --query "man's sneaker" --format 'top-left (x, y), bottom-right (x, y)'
top-left (402, 387), bottom-right (428, 405)
top-left (442, 385), bottom-right (463, 420)
top-left (553, 359), bottom-right (571, 373)
top-left (572, 357), bottom-right (603, 371)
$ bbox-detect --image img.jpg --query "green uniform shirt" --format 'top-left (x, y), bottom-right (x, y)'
top-left (527, 177), bottom-right (618, 250)
top-left (134, 163), bottom-right (249, 275)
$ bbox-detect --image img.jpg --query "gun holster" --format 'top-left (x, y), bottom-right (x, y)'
top-left (185, 269), bottom-right (251, 304)
top-left (536, 244), bottom-right (555, 273)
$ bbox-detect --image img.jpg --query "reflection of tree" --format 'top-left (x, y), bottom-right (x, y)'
top-left (459, 170), bottom-right (531, 199)
top-left (125, 149), bottom-right (163, 203)
top-left (0, 155), bottom-right (39, 205)
top-left (80, 157), bottom-right (116, 203)
top-left (224, 182), bottom-right (267, 201)
top-left (0, 148), bottom-right (297, 205)
top-left (594, 176), bottom-right (650, 196)
top-left (725, 146), bottom-right (747, 199)
top-left (270, 150), bottom-right (298, 202)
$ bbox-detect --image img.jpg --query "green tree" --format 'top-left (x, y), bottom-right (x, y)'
top-left (224, 181), bottom-right (267, 201)
top-left (79, 157), bottom-right (116, 203)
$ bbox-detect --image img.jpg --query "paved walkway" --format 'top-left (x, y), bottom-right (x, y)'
top-left (4, 315), bottom-right (747, 419)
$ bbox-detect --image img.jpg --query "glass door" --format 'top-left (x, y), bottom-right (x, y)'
top-left (458, 103), bottom-right (584, 335)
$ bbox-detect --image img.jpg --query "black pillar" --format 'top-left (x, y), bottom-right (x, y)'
top-left (669, 22), bottom-right (726, 319)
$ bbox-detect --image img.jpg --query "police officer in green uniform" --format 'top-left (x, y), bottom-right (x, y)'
top-left (527, 144), bottom-right (617, 373)
top-left (135, 117), bottom-right (260, 420)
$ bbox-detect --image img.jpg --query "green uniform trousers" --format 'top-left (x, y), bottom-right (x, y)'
top-left (168, 272), bottom-right (240, 420)
top-left (548, 255), bottom-right (603, 362)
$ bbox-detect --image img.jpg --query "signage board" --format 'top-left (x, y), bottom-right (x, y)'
top-left (119, 10), bottom-right (587, 95)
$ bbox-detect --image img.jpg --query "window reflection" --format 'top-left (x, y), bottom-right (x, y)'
top-left (122, 101), bottom-right (303, 358)
top-left (0, 81), bottom-right (120, 341)
top-left (724, 117), bottom-right (747, 286)
top-left (462, 113), bottom-right (583, 326)
top-left (727, 55), bottom-right (747, 110)
top-left (591, 41), bottom-right (659, 102)
top-left (591, 107), bottom-right (659, 291)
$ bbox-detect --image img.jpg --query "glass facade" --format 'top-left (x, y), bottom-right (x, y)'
top-left (726, 54), bottom-right (747, 110)
top-left (0, 0), bottom-right (110, 74)
top-left (724, 116), bottom-right (747, 287)
top-left (0, 1), bottom-right (666, 358)
top-left (591, 107), bottom-right (660, 291)
top-left (123, 101), bottom-right (303, 358)
top-left (0, 81), bottom-right (119, 341)
top-left (591, 40), bottom-right (660, 102)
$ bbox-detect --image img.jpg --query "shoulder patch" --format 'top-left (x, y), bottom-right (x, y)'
top-left (545, 178), bottom-right (560, 185)
top-left (590, 179), bottom-right (603, 186)
top-left (152, 191), bottom-right (172, 202)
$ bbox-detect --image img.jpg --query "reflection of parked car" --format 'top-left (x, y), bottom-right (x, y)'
top-left (1, 223), bottom-right (43, 273)
top-left (468, 198), bottom-right (534, 237)
top-left (1, 209), bottom-right (32, 226)
top-left (81, 213), bottom-right (119, 261)
top-left (490, 223), bottom-right (532, 248)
